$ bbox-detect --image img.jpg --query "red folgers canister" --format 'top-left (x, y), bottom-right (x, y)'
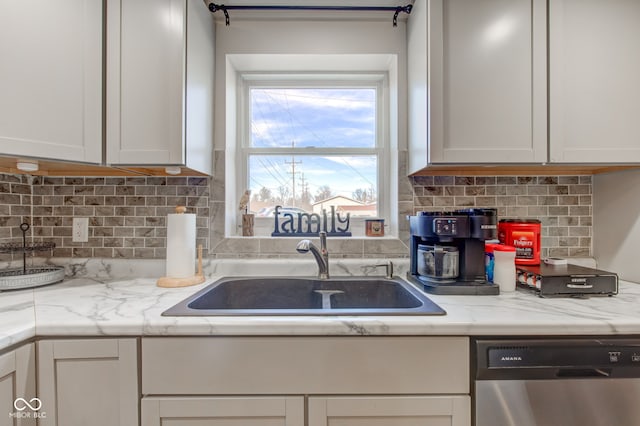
top-left (498, 219), bottom-right (541, 265)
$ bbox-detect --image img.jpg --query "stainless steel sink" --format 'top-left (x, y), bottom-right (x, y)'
top-left (162, 276), bottom-right (446, 316)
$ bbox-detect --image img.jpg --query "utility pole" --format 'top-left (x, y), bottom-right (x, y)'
top-left (299, 172), bottom-right (310, 206)
top-left (299, 172), bottom-right (307, 198)
top-left (285, 141), bottom-right (301, 206)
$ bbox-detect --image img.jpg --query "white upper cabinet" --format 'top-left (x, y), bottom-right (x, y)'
top-left (0, 0), bottom-right (102, 164)
top-left (106, 0), bottom-right (215, 174)
top-left (549, 0), bottom-right (640, 163)
top-left (408, 0), bottom-right (547, 172)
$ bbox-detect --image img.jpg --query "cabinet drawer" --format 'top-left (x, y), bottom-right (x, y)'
top-left (142, 336), bottom-right (469, 395)
top-left (142, 396), bottom-right (305, 426)
top-left (309, 395), bottom-right (470, 426)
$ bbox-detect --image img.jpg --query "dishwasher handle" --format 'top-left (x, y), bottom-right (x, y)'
top-left (556, 368), bottom-right (612, 378)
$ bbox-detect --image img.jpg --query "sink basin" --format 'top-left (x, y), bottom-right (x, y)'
top-left (162, 276), bottom-right (446, 316)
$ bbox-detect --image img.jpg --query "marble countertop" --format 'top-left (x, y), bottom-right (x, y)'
top-left (1, 258), bottom-right (639, 351)
top-left (0, 290), bottom-right (36, 350)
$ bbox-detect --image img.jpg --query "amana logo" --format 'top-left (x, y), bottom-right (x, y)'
top-left (501, 356), bottom-right (523, 361)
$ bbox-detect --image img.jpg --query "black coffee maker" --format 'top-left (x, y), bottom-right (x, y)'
top-left (408, 208), bottom-right (498, 295)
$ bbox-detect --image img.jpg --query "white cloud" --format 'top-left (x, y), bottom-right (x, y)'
top-left (253, 88), bottom-right (375, 111)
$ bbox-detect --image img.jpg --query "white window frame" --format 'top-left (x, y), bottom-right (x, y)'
top-left (236, 72), bottom-right (391, 237)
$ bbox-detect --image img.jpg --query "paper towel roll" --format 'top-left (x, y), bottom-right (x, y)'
top-left (166, 211), bottom-right (196, 278)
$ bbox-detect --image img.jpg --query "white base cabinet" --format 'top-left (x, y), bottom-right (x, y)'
top-left (3, 337), bottom-right (471, 426)
top-left (142, 396), bottom-right (305, 426)
top-left (0, 343), bottom-right (36, 426)
top-left (309, 396), bottom-right (470, 426)
top-left (0, 0), bottom-right (102, 164)
top-left (142, 336), bottom-right (471, 426)
top-left (142, 395), bottom-right (470, 426)
top-left (37, 339), bottom-right (138, 426)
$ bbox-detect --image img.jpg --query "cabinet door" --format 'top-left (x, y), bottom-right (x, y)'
top-left (37, 339), bottom-right (138, 426)
top-left (549, 0), bottom-right (640, 163)
top-left (106, 0), bottom-right (214, 173)
top-left (309, 396), bottom-right (470, 426)
top-left (142, 396), bottom-right (304, 426)
top-left (408, 0), bottom-right (546, 170)
top-left (106, 0), bottom-right (185, 165)
top-left (0, 344), bottom-right (36, 426)
top-left (0, 0), bottom-right (102, 163)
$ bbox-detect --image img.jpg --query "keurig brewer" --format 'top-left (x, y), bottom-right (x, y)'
top-left (408, 209), bottom-right (499, 295)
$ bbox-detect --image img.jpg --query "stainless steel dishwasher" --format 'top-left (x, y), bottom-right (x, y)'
top-left (474, 338), bottom-right (640, 426)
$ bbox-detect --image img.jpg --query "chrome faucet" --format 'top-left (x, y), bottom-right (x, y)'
top-left (373, 261), bottom-right (394, 279)
top-left (296, 231), bottom-right (329, 279)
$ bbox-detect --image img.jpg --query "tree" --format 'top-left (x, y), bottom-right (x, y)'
top-left (314, 185), bottom-right (333, 202)
top-left (276, 185), bottom-right (291, 204)
top-left (352, 187), bottom-right (376, 204)
top-left (298, 180), bottom-right (312, 210)
top-left (257, 186), bottom-right (273, 202)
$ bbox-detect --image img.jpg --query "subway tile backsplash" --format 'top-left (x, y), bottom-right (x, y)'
top-left (0, 169), bottom-right (592, 260)
top-left (0, 174), bottom-right (210, 261)
top-left (0, 174), bottom-right (32, 242)
top-left (410, 175), bottom-right (592, 258)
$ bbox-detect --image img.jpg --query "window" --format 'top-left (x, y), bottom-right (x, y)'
top-left (238, 73), bottom-right (389, 236)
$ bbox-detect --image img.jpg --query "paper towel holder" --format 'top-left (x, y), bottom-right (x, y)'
top-left (157, 244), bottom-right (206, 288)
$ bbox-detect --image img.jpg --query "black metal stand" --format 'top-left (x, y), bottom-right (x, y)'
top-left (0, 223), bottom-right (62, 291)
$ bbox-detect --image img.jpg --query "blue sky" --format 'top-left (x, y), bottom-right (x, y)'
top-left (248, 88), bottom-right (378, 202)
top-left (251, 88), bottom-right (376, 148)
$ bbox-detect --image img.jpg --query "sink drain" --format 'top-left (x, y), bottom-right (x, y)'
top-left (314, 290), bottom-right (345, 309)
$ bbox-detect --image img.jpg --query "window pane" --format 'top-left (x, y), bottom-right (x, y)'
top-left (248, 155), bottom-right (378, 218)
top-left (250, 88), bottom-right (376, 148)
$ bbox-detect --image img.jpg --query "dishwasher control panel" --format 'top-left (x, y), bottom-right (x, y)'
top-left (476, 338), bottom-right (640, 380)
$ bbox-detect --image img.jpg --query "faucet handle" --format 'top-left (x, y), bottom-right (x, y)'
top-left (319, 231), bottom-right (327, 252)
top-left (373, 261), bottom-right (394, 279)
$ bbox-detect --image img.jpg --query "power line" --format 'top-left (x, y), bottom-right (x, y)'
top-left (248, 87), bottom-right (378, 204)
top-left (257, 158), bottom-right (288, 188)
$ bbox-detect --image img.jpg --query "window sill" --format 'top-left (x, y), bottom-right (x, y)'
top-left (211, 235), bottom-right (409, 258)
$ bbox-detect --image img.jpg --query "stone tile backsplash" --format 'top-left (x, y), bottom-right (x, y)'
top-left (410, 175), bottom-right (592, 258)
top-left (0, 174), bottom-right (32, 242)
top-left (1, 174), bottom-right (210, 261)
top-left (0, 170), bottom-right (592, 260)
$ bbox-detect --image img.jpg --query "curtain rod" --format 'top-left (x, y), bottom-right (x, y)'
top-left (207, 3), bottom-right (413, 27)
